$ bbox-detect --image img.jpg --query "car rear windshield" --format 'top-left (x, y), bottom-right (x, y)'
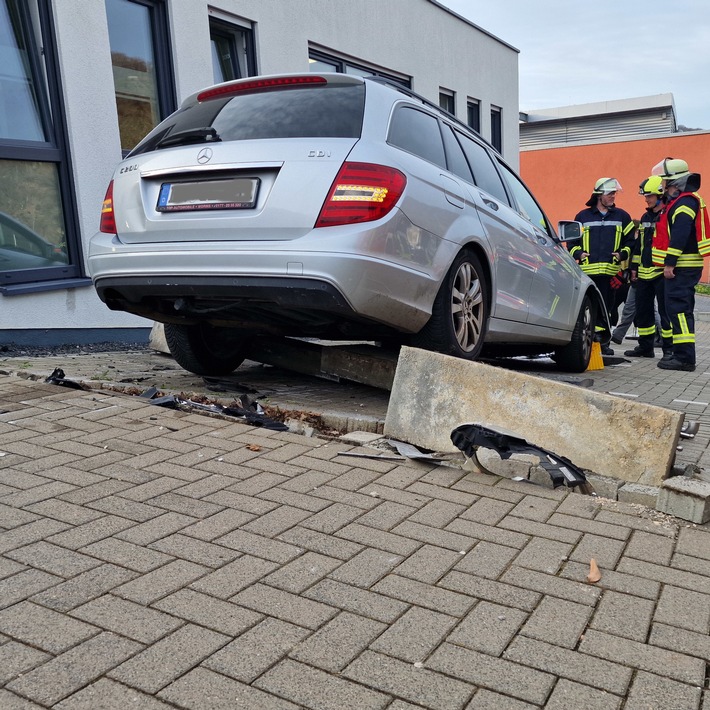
top-left (129, 83), bottom-right (365, 156)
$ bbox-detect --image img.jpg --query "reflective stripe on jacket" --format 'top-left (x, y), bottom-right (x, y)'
top-left (569, 206), bottom-right (635, 276)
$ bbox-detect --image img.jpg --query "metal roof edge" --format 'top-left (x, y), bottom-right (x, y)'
top-left (521, 128), bottom-right (710, 151)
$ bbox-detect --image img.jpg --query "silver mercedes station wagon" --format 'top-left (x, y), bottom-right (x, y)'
top-left (89, 73), bottom-right (606, 375)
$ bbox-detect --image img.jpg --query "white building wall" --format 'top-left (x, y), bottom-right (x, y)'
top-left (2, 0), bottom-right (518, 337)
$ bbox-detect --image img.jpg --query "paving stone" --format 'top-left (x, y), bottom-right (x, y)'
top-left (466, 688), bottom-right (538, 709)
top-left (336, 522), bottom-right (422, 556)
top-left (216, 528), bottom-right (303, 563)
top-left (503, 636), bottom-right (632, 695)
top-left (544, 679), bottom-right (622, 710)
top-left (261, 550), bottom-right (342, 593)
top-left (0, 600), bottom-right (99, 653)
top-left (108, 623), bottom-right (229, 693)
top-left (391, 544), bottom-right (462, 584)
top-left (113, 559), bottom-right (210, 604)
top-left (446, 518), bottom-right (530, 549)
top-left (369, 605), bottom-right (457, 663)
top-left (0, 480), bottom-right (76, 508)
top-left (87, 496), bottom-right (164, 522)
top-left (653, 584), bottom-right (710, 633)
top-left (148, 532), bottom-right (239, 568)
top-left (460, 496), bottom-right (516, 525)
top-left (0, 557), bottom-right (25, 579)
top-left (624, 670), bottom-right (702, 710)
top-left (204, 617), bottom-right (310, 682)
top-left (500, 565), bottom-right (602, 605)
top-left (356, 500), bottom-right (416, 530)
top-left (616, 557), bottom-right (710, 595)
top-left (279, 525), bottom-right (364, 560)
top-left (258, 486), bottom-right (334, 512)
top-left (593, 509), bottom-right (678, 538)
top-left (6, 540), bottom-right (101, 578)
top-left (440, 570), bottom-right (542, 612)
top-left (427, 642), bottom-right (555, 705)
top-left (393, 520), bottom-right (478, 552)
top-left (560, 560), bottom-right (661, 600)
top-left (675, 526), bottom-right (710, 561)
top-left (31, 563), bottom-right (138, 612)
top-left (234, 582), bottom-right (339, 629)
top-left (513, 537), bottom-right (574, 574)
top-left (520, 596), bottom-right (591, 648)
top-left (69, 592), bottom-right (182, 643)
top-left (568, 533), bottom-right (627, 570)
top-left (447, 600), bottom-right (527, 656)
top-left (649, 622), bottom-right (710, 662)
top-left (54, 678), bottom-right (174, 709)
top-left (0, 640), bottom-right (51, 684)
top-left (410, 480), bottom-right (481, 506)
top-left (57, 479), bottom-right (133, 505)
top-left (153, 588), bottom-right (262, 636)
top-left (625, 529), bottom-right (676, 566)
top-left (46, 515), bottom-right (135, 550)
top-left (159, 667), bottom-right (299, 710)
top-left (80, 537), bottom-right (174, 572)
top-left (0, 688), bottom-right (52, 708)
top-left (672, 552), bottom-right (710, 577)
top-left (547, 512), bottom-right (631, 540)
top-left (23, 499), bottom-right (104, 525)
top-left (304, 578), bottom-right (408, 624)
top-left (147, 491), bottom-right (224, 518)
top-left (579, 629), bottom-right (706, 685)
top-left (290, 611), bottom-right (386, 672)
top-left (590, 589), bottom-right (655, 642)
top-left (454, 541), bottom-right (518, 579)
top-left (374, 574), bottom-right (475, 617)
top-left (310, 484), bottom-right (383, 510)
top-left (190, 555), bottom-right (278, 599)
top-left (5, 632), bottom-right (141, 706)
top-left (114, 511), bottom-right (196, 545)
top-left (0, 518), bottom-right (71, 554)
top-left (405, 499), bottom-right (465, 529)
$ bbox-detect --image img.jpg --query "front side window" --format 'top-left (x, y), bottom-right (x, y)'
top-left (499, 161), bottom-right (549, 233)
top-left (0, 0), bottom-right (77, 288)
top-left (454, 130), bottom-right (509, 205)
top-left (105, 0), bottom-right (174, 155)
top-left (388, 107), bottom-right (446, 169)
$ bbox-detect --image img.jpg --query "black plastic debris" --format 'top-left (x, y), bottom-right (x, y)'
top-left (142, 390), bottom-right (288, 431)
top-left (44, 368), bottom-right (88, 391)
top-left (451, 423), bottom-right (595, 495)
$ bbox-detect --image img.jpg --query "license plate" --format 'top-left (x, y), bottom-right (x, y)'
top-left (156, 177), bottom-right (259, 212)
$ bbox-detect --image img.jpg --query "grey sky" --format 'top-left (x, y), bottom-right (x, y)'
top-left (438, 0), bottom-right (710, 129)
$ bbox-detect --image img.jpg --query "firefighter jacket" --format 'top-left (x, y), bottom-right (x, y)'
top-left (569, 204), bottom-right (635, 276)
top-left (652, 174), bottom-right (709, 268)
top-left (634, 206), bottom-right (663, 280)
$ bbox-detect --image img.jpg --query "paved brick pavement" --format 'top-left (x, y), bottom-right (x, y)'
top-left (1, 367), bottom-right (710, 707)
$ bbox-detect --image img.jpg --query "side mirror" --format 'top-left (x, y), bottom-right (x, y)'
top-left (558, 220), bottom-right (583, 242)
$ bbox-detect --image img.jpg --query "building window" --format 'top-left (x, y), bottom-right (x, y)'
top-left (467, 99), bottom-right (480, 133)
top-left (209, 17), bottom-right (255, 84)
top-left (491, 104), bottom-right (502, 152)
top-left (439, 89), bottom-right (455, 116)
top-left (308, 49), bottom-right (410, 88)
top-left (0, 0), bottom-right (80, 289)
top-left (105, 0), bottom-right (175, 155)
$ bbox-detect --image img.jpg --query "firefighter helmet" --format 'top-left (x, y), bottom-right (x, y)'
top-left (651, 157), bottom-right (690, 182)
top-left (639, 176), bottom-right (664, 195)
top-left (593, 177), bottom-right (622, 194)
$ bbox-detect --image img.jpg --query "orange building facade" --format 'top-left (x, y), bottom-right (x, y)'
top-left (520, 131), bottom-right (710, 282)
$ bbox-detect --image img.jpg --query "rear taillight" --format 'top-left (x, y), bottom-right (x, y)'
top-left (315, 162), bottom-right (406, 228)
top-left (198, 75), bottom-right (327, 102)
top-left (99, 180), bottom-right (116, 234)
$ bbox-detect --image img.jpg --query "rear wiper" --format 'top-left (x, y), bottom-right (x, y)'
top-left (156, 127), bottom-right (221, 149)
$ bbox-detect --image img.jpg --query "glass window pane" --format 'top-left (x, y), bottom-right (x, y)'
top-left (106, 0), bottom-right (161, 153)
top-left (442, 125), bottom-right (472, 183)
top-left (211, 35), bottom-right (234, 84)
top-left (499, 161), bottom-right (549, 231)
top-left (491, 105), bottom-right (502, 152)
top-left (0, 158), bottom-right (68, 270)
top-left (455, 130), bottom-right (509, 205)
top-left (345, 65), bottom-right (373, 78)
top-left (309, 58), bottom-right (338, 72)
top-left (388, 107), bottom-right (446, 169)
top-left (0, 0), bottom-right (45, 141)
top-left (467, 100), bottom-right (480, 133)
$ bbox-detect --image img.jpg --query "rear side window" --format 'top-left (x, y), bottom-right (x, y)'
top-left (130, 84), bottom-right (365, 156)
top-left (388, 106), bottom-right (446, 169)
top-left (454, 130), bottom-right (510, 205)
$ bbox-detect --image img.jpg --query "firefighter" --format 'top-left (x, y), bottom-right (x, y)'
top-left (651, 158), bottom-right (708, 372)
top-left (624, 176), bottom-right (671, 359)
top-left (569, 177), bottom-right (635, 355)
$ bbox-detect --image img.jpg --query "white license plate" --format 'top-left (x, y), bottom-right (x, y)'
top-left (156, 177), bottom-right (259, 212)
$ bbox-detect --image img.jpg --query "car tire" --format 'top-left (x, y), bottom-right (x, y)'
top-left (412, 250), bottom-right (488, 360)
top-left (553, 295), bottom-right (595, 372)
top-left (164, 323), bottom-right (248, 376)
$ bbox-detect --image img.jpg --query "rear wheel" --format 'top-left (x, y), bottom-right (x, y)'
top-left (164, 323), bottom-right (248, 376)
top-left (554, 295), bottom-right (595, 372)
top-left (412, 250), bottom-right (489, 360)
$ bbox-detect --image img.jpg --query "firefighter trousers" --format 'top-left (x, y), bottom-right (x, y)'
top-left (664, 267), bottom-right (702, 364)
top-left (635, 276), bottom-right (671, 353)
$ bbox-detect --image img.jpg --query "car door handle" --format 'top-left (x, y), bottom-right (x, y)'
top-left (482, 198), bottom-right (498, 211)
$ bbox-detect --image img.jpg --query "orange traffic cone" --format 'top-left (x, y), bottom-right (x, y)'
top-left (587, 341), bottom-right (604, 371)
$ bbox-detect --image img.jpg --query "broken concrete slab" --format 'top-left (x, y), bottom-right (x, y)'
top-left (656, 476), bottom-right (710, 524)
top-left (384, 347), bottom-right (683, 486)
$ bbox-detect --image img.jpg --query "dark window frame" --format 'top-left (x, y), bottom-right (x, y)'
top-left (308, 49), bottom-right (410, 88)
top-left (467, 98), bottom-right (480, 134)
top-left (490, 104), bottom-right (502, 152)
top-left (438, 88), bottom-right (455, 117)
top-left (209, 16), bottom-right (256, 83)
top-left (0, 0), bottom-right (83, 291)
